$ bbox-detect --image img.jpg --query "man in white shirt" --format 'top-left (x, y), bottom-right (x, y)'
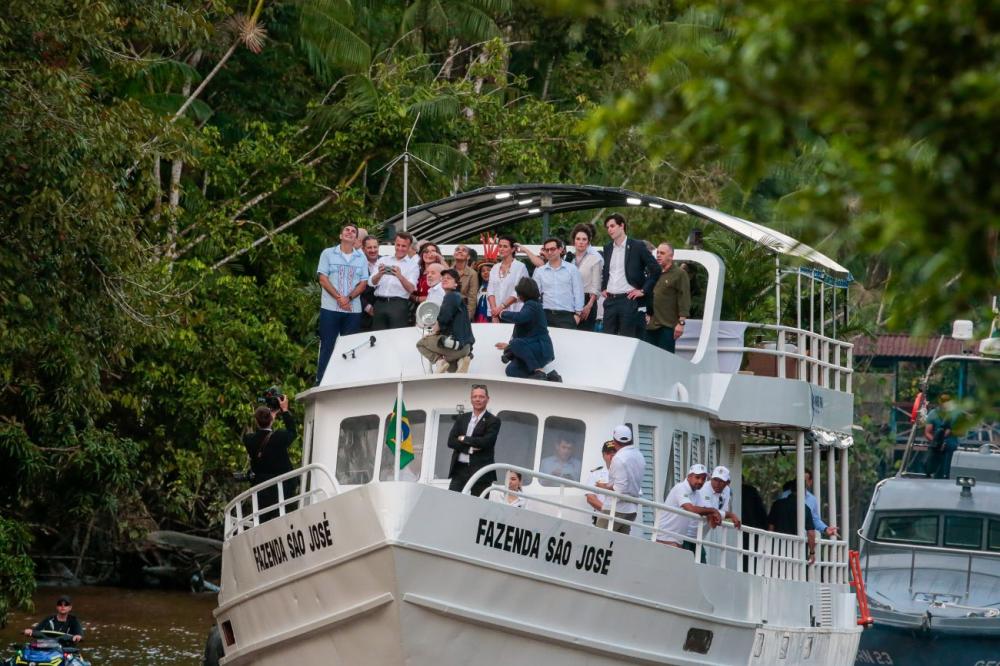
top-left (698, 466), bottom-right (741, 528)
top-left (600, 213), bottom-right (660, 338)
top-left (369, 232), bottom-right (420, 330)
top-left (425, 262), bottom-right (446, 307)
top-left (487, 235), bottom-right (529, 320)
top-left (658, 464), bottom-right (721, 553)
top-left (585, 441), bottom-right (617, 528)
top-left (595, 424), bottom-right (645, 535)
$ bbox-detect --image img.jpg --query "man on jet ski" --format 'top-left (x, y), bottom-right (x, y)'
top-left (24, 595), bottom-right (83, 643)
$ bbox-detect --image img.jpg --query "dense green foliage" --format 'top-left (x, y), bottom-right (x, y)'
top-left (2, 0), bottom-right (995, 621)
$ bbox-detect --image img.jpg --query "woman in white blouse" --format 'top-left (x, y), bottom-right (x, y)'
top-left (505, 470), bottom-right (526, 508)
top-left (487, 234), bottom-right (528, 322)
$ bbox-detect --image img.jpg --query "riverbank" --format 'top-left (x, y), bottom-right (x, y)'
top-left (1, 585), bottom-right (216, 665)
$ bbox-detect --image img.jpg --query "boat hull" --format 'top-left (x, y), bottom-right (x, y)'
top-left (215, 483), bottom-right (860, 665)
top-left (856, 624), bottom-right (1000, 666)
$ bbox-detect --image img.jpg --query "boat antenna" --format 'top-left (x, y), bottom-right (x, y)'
top-left (370, 113), bottom-right (441, 233)
top-left (896, 334), bottom-right (947, 477)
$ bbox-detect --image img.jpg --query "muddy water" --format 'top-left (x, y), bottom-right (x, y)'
top-left (1, 586), bottom-right (217, 665)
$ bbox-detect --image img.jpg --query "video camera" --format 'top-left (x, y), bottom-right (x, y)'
top-left (257, 386), bottom-right (284, 411)
top-left (232, 470), bottom-right (256, 483)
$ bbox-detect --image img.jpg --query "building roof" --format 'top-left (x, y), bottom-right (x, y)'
top-left (852, 334), bottom-right (973, 360)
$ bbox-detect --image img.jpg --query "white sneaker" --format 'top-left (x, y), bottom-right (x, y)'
top-left (433, 359), bottom-right (449, 374)
top-left (456, 356), bottom-right (472, 373)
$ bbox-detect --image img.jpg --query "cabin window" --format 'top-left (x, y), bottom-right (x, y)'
top-left (433, 413), bottom-right (461, 480)
top-left (336, 415), bottom-right (380, 485)
top-left (495, 411), bottom-right (539, 476)
top-left (988, 520), bottom-right (1000, 552)
top-left (537, 416), bottom-right (585, 486)
top-left (875, 514), bottom-right (938, 545)
top-left (379, 410), bottom-right (426, 481)
top-left (943, 515), bottom-right (983, 550)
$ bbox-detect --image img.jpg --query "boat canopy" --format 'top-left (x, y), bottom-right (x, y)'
top-left (387, 184), bottom-right (851, 277)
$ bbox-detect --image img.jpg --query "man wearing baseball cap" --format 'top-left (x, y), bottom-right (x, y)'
top-left (595, 425), bottom-right (645, 534)
top-left (585, 441), bottom-right (617, 528)
top-left (699, 465), bottom-right (741, 528)
top-left (24, 594), bottom-right (83, 643)
top-left (658, 464), bottom-right (722, 556)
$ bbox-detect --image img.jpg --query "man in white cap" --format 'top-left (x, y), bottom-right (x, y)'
top-left (657, 464), bottom-right (722, 555)
top-left (595, 424), bottom-right (645, 534)
top-left (699, 465), bottom-right (741, 528)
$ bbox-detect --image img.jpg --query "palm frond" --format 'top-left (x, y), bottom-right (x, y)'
top-left (407, 94), bottom-right (461, 122)
top-left (138, 59), bottom-right (203, 91)
top-left (135, 93), bottom-right (213, 122)
top-left (409, 142), bottom-right (473, 177)
top-left (298, 2), bottom-right (371, 78)
top-left (442, 2), bottom-right (500, 41)
top-left (310, 76), bottom-right (378, 131)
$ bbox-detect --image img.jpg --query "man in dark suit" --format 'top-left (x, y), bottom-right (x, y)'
top-left (600, 213), bottom-right (661, 338)
top-left (448, 384), bottom-right (502, 497)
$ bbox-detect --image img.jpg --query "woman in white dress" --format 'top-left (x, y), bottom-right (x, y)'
top-left (487, 235), bottom-right (528, 322)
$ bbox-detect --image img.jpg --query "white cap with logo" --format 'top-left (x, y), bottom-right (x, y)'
top-left (688, 463), bottom-right (708, 476)
top-left (612, 424), bottom-right (633, 443)
top-left (711, 465), bottom-right (731, 482)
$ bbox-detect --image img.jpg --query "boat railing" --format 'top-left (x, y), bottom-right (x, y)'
top-left (676, 322), bottom-right (853, 393)
top-left (858, 531), bottom-right (1000, 597)
top-left (466, 464), bottom-right (850, 584)
top-left (223, 464), bottom-right (339, 540)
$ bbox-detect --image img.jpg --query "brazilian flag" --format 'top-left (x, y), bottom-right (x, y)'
top-left (385, 398), bottom-right (414, 470)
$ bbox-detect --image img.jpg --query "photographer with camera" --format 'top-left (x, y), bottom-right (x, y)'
top-left (368, 232), bottom-right (419, 330)
top-left (416, 269), bottom-right (475, 373)
top-left (242, 389), bottom-right (297, 521)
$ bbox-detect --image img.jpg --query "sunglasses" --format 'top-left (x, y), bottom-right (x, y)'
top-left (471, 384), bottom-right (488, 390)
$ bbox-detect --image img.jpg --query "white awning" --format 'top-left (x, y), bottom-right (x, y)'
top-left (675, 202), bottom-right (851, 276)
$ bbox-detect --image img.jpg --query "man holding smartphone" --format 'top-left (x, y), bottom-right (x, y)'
top-left (368, 232), bottom-right (420, 330)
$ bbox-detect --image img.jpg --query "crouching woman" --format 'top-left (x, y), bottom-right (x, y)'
top-left (496, 277), bottom-right (556, 380)
top-left (416, 268), bottom-right (475, 373)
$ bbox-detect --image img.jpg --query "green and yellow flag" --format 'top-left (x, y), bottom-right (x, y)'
top-left (385, 397), bottom-right (414, 470)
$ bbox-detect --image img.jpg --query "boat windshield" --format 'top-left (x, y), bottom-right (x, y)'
top-left (873, 511), bottom-right (1000, 552)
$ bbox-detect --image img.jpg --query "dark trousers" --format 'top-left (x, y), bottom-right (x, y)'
top-left (603, 295), bottom-right (643, 338)
top-left (648, 326), bottom-right (676, 353)
top-left (544, 309), bottom-right (577, 329)
top-left (257, 477), bottom-right (300, 523)
top-left (317, 310), bottom-right (362, 383)
top-left (925, 442), bottom-right (959, 479)
top-left (449, 463), bottom-right (495, 497)
top-left (371, 297), bottom-right (410, 330)
top-left (683, 540), bottom-right (708, 563)
top-left (577, 297), bottom-right (598, 331)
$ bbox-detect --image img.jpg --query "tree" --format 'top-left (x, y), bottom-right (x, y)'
top-left (581, 1), bottom-right (1000, 334)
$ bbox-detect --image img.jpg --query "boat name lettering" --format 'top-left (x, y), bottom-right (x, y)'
top-left (252, 514), bottom-right (333, 573)
top-left (476, 518), bottom-right (541, 558)
top-left (474, 520), bottom-right (613, 576)
top-left (855, 649), bottom-right (894, 665)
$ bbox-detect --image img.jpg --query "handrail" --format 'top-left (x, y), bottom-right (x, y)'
top-left (465, 463), bottom-right (850, 584)
top-left (849, 551), bottom-right (874, 627)
top-left (223, 464), bottom-right (340, 540)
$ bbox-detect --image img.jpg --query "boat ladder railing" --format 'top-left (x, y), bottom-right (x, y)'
top-left (466, 464), bottom-right (850, 585)
top-left (858, 531), bottom-right (1000, 598)
top-left (223, 464), bottom-right (339, 540)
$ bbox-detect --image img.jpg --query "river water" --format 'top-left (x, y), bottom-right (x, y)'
top-left (1, 586), bottom-right (216, 665)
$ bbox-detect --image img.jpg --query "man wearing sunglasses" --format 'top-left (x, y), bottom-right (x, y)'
top-left (25, 594), bottom-right (83, 643)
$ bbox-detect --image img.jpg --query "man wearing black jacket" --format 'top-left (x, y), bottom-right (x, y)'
top-left (600, 213), bottom-right (661, 338)
top-left (243, 394), bottom-right (297, 520)
top-left (447, 385), bottom-right (502, 497)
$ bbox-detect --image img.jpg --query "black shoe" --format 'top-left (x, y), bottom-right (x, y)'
top-left (546, 370), bottom-right (563, 383)
top-left (500, 351), bottom-right (512, 364)
top-left (529, 370), bottom-right (548, 381)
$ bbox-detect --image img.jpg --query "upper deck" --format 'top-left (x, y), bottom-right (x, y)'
top-left (305, 247), bottom-right (854, 434)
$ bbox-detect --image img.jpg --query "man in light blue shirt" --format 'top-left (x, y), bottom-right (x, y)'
top-left (532, 237), bottom-right (584, 329)
top-left (316, 224), bottom-right (369, 384)
top-left (777, 468), bottom-right (839, 538)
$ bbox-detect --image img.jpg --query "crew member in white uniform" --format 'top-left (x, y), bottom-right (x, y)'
top-left (698, 465), bottom-right (742, 528)
top-left (658, 464), bottom-right (721, 557)
top-left (595, 425), bottom-right (645, 535)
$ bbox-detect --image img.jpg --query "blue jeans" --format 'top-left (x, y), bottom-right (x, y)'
top-left (317, 309), bottom-right (361, 383)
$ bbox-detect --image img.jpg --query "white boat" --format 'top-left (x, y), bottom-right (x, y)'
top-left (211, 185), bottom-right (865, 665)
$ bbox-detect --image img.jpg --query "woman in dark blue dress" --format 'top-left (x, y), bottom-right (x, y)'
top-left (496, 277), bottom-right (556, 380)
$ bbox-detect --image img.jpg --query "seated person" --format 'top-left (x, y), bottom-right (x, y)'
top-left (539, 438), bottom-right (582, 483)
top-left (494, 277), bottom-right (558, 381)
top-left (416, 268), bottom-right (475, 373)
top-left (25, 595), bottom-right (83, 643)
